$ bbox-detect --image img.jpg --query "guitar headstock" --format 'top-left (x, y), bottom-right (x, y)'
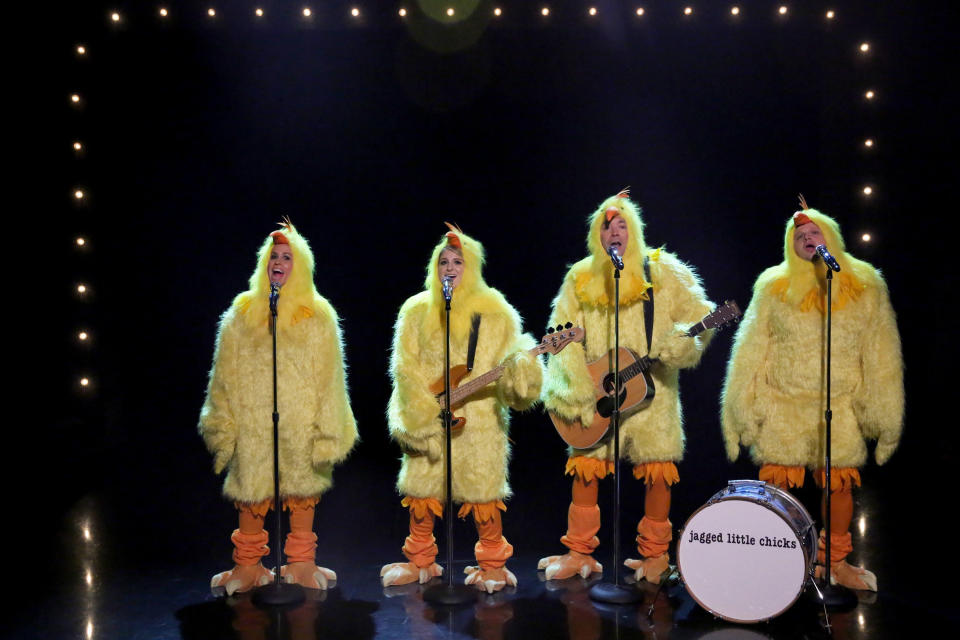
top-left (687, 300), bottom-right (743, 336)
top-left (539, 322), bottom-right (585, 356)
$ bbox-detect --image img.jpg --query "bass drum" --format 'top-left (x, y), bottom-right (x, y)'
top-left (677, 480), bottom-right (817, 623)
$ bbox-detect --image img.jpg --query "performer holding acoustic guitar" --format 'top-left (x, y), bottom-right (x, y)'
top-left (540, 191), bottom-right (719, 584)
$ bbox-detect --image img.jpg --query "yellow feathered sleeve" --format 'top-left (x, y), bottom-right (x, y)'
top-left (720, 274), bottom-right (775, 462)
top-left (310, 298), bottom-right (359, 466)
top-left (198, 308), bottom-right (240, 474)
top-left (649, 251), bottom-right (715, 369)
top-left (495, 307), bottom-right (544, 411)
top-left (853, 277), bottom-right (904, 465)
top-left (541, 271), bottom-right (596, 428)
top-left (387, 296), bottom-right (444, 454)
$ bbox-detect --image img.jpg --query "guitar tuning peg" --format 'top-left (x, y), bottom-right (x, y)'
top-left (547, 327), bottom-right (555, 334)
top-left (556, 324), bottom-right (563, 332)
top-left (565, 322), bottom-right (573, 329)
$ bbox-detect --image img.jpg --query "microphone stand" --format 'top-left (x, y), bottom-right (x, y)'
top-left (253, 286), bottom-right (305, 608)
top-left (811, 267), bottom-right (857, 611)
top-left (423, 281), bottom-right (475, 606)
top-left (590, 256), bottom-right (642, 604)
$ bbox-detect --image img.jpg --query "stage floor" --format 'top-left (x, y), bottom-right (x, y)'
top-left (10, 462), bottom-right (957, 640)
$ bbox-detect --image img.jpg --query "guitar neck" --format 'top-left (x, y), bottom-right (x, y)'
top-left (448, 365), bottom-right (506, 405)
top-left (445, 342), bottom-right (555, 406)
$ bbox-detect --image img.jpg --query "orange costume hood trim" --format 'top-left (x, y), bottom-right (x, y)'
top-left (571, 191), bottom-right (654, 307)
top-left (232, 218), bottom-right (329, 331)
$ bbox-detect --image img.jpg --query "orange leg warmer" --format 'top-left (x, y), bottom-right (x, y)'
top-left (636, 477), bottom-right (672, 558)
top-left (402, 505), bottom-right (439, 569)
top-left (818, 484), bottom-right (855, 563)
top-left (561, 474), bottom-right (601, 555)
top-left (470, 503), bottom-right (513, 571)
top-left (232, 509), bottom-right (270, 566)
top-left (283, 503), bottom-right (318, 563)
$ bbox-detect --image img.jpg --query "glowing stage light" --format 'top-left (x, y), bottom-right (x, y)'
top-left (684, 7), bottom-right (693, 16)
top-left (731, 7), bottom-right (740, 16)
top-left (303, 8), bottom-right (312, 17)
top-left (77, 284), bottom-right (88, 294)
top-left (71, 94), bottom-right (81, 103)
top-left (865, 89), bottom-right (875, 100)
top-left (589, 7), bottom-right (597, 16)
top-left (80, 377), bottom-right (90, 387)
top-left (76, 237), bottom-right (87, 247)
top-left (77, 45), bottom-right (86, 55)
top-left (351, 8), bottom-right (360, 17)
top-left (778, 5), bottom-right (788, 15)
top-left (79, 331), bottom-right (89, 341)
top-left (159, 7), bottom-right (168, 17)
top-left (494, 7), bottom-right (501, 16)
top-left (74, 190), bottom-right (85, 199)
top-left (398, 8), bottom-right (407, 17)
top-left (256, 8), bottom-right (264, 17)
top-left (861, 233), bottom-right (871, 242)
top-left (862, 186), bottom-right (873, 196)
top-left (74, 141), bottom-right (83, 151)
top-left (446, 7), bottom-right (454, 17)
top-left (864, 138), bottom-right (874, 148)
top-left (859, 42), bottom-right (870, 53)
top-left (208, 8), bottom-right (216, 18)
top-left (86, 620), bottom-right (94, 640)
top-left (826, 10), bottom-right (835, 20)
top-left (636, 8), bottom-right (645, 17)
top-left (110, 12), bottom-right (120, 22)
top-left (541, 7), bottom-right (550, 17)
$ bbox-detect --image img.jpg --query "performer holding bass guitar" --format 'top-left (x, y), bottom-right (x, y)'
top-left (539, 190), bottom-right (719, 585)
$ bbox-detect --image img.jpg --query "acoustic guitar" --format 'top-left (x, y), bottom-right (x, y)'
top-left (548, 301), bottom-right (742, 449)
top-left (431, 323), bottom-right (585, 433)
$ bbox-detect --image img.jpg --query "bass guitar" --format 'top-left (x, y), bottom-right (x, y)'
top-left (548, 301), bottom-right (742, 449)
top-left (432, 323), bottom-right (585, 433)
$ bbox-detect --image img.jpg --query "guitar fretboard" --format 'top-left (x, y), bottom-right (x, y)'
top-left (445, 342), bottom-right (554, 405)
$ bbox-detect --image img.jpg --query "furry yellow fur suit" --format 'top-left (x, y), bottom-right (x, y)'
top-left (388, 229), bottom-right (543, 503)
top-left (542, 194), bottom-right (715, 463)
top-left (721, 209), bottom-right (903, 469)
top-left (199, 223), bottom-right (357, 504)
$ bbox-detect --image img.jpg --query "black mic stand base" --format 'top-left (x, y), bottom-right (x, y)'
top-left (589, 581), bottom-right (643, 604)
top-left (251, 581), bottom-right (306, 608)
top-left (423, 582), bottom-right (477, 606)
top-left (805, 580), bottom-right (858, 611)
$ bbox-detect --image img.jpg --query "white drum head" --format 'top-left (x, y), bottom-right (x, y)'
top-left (678, 498), bottom-right (808, 623)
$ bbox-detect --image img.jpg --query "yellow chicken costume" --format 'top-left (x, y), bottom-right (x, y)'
top-left (539, 192), bottom-right (715, 583)
top-left (721, 205), bottom-right (903, 591)
top-left (380, 225), bottom-right (544, 594)
top-left (199, 219), bottom-right (357, 595)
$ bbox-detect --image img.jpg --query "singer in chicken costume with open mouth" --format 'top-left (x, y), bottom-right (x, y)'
top-left (380, 224), bottom-right (544, 594)
top-left (539, 191), bottom-right (715, 584)
top-left (721, 202), bottom-right (904, 591)
top-left (199, 219), bottom-right (358, 595)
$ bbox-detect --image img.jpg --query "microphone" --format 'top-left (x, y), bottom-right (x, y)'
top-left (269, 281), bottom-right (281, 310)
top-left (441, 275), bottom-right (453, 301)
top-left (815, 245), bottom-right (841, 272)
top-left (607, 246), bottom-right (624, 270)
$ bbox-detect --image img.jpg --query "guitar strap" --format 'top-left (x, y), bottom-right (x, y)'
top-left (643, 256), bottom-right (654, 357)
top-left (466, 313), bottom-right (481, 372)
